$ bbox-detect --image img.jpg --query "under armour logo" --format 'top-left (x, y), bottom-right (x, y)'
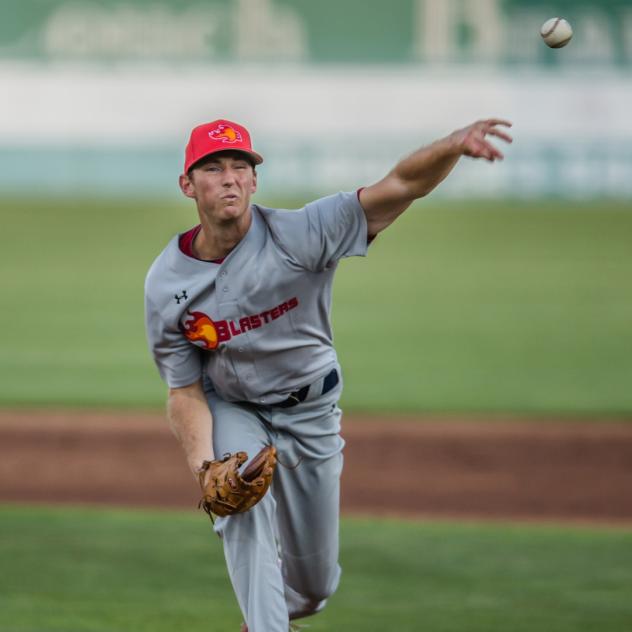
top-left (174, 290), bottom-right (188, 304)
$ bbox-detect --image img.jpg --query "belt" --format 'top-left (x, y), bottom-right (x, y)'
top-left (275, 368), bottom-right (339, 408)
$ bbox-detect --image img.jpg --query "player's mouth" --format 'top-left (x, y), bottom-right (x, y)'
top-left (221, 193), bottom-right (239, 202)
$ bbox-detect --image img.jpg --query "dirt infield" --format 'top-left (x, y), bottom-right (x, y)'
top-left (1, 409), bottom-right (631, 525)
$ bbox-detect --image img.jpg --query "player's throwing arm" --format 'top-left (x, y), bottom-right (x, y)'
top-left (359, 119), bottom-right (512, 236)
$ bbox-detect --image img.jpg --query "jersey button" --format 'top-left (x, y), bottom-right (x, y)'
top-left (238, 347), bottom-right (244, 353)
top-left (222, 287), bottom-right (229, 293)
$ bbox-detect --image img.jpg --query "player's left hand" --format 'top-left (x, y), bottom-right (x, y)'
top-left (197, 445), bottom-right (277, 519)
top-left (452, 119), bottom-right (513, 162)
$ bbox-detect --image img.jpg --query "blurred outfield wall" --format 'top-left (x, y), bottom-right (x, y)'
top-left (1, 0), bottom-right (631, 198)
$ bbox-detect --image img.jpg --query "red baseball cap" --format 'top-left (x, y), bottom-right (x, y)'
top-left (184, 119), bottom-right (263, 173)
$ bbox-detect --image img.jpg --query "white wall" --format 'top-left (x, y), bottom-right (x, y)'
top-left (2, 63), bottom-right (631, 198)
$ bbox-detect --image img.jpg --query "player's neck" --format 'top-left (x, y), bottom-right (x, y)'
top-left (194, 208), bottom-right (252, 260)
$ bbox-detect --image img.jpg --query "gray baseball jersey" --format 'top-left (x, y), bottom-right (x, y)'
top-left (144, 190), bottom-right (368, 404)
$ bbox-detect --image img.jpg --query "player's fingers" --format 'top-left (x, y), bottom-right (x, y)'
top-left (489, 146), bottom-right (504, 160)
top-left (478, 139), bottom-right (504, 160)
top-left (485, 118), bottom-right (513, 128)
top-left (467, 139), bottom-right (497, 161)
top-left (487, 127), bottom-right (513, 143)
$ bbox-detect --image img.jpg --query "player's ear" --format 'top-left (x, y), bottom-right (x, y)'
top-left (179, 172), bottom-right (196, 199)
top-left (251, 168), bottom-right (257, 194)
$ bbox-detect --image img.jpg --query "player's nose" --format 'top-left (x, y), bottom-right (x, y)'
top-left (221, 167), bottom-right (238, 185)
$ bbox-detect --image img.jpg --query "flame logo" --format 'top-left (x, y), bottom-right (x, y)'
top-left (208, 124), bottom-right (242, 144)
top-left (181, 311), bottom-right (219, 350)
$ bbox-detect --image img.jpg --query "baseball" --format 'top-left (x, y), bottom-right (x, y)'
top-left (540, 17), bottom-right (573, 48)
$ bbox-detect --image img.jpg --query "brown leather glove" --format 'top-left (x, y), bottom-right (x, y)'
top-left (197, 445), bottom-right (277, 519)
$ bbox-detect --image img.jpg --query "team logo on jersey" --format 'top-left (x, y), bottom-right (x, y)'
top-left (181, 311), bottom-right (219, 350)
top-left (208, 124), bottom-right (242, 144)
top-left (180, 297), bottom-right (299, 349)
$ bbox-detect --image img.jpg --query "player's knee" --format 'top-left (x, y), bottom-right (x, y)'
top-left (287, 570), bottom-right (339, 620)
top-left (306, 582), bottom-right (336, 603)
top-left (289, 596), bottom-right (328, 620)
top-left (300, 574), bottom-right (339, 605)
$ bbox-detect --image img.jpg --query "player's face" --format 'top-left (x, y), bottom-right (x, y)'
top-left (180, 152), bottom-right (257, 223)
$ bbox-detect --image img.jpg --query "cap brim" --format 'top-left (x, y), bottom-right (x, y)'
top-left (186, 148), bottom-right (263, 173)
top-left (244, 150), bottom-right (264, 165)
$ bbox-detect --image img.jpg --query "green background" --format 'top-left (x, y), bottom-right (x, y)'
top-left (1, 196), bottom-right (631, 414)
top-left (1, 0), bottom-right (630, 65)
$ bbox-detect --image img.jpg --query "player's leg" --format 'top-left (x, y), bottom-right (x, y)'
top-left (275, 451), bottom-right (343, 620)
top-left (270, 393), bottom-right (344, 620)
top-left (206, 393), bottom-right (289, 632)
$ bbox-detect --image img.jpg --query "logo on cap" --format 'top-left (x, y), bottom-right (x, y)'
top-left (208, 124), bottom-right (242, 145)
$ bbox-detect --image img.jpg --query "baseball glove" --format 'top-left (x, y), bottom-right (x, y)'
top-left (197, 445), bottom-right (277, 519)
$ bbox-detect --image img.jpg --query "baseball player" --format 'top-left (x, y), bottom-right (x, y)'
top-left (144, 117), bottom-right (512, 631)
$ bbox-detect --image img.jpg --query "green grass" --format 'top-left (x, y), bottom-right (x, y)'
top-left (1, 196), bottom-right (631, 413)
top-left (334, 200), bottom-right (632, 414)
top-left (1, 504), bottom-right (631, 631)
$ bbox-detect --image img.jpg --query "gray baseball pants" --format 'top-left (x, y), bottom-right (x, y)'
top-left (205, 372), bottom-right (344, 632)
